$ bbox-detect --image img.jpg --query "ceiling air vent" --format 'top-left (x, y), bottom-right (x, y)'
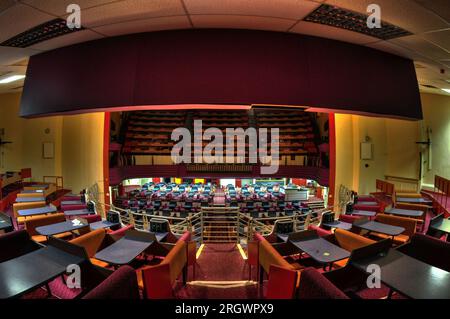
top-left (0, 18), bottom-right (84, 48)
top-left (414, 63), bottom-right (426, 69)
top-left (303, 4), bottom-right (411, 40)
top-left (420, 84), bottom-right (439, 89)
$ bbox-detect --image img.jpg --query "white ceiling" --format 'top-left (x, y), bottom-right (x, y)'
top-left (0, 0), bottom-right (449, 96)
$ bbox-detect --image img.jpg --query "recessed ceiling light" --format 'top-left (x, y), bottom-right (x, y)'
top-left (0, 75), bottom-right (25, 84)
top-left (442, 88), bottom-right (450, 94)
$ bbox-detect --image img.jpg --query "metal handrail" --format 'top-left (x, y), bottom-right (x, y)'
top-left (95, 200), bottom-right (332, 244)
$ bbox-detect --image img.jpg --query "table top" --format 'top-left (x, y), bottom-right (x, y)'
top-left (0, 213), bottom-right (12, 230)
top-left (321, 220), bottom-right (352, 231)
top-left (15, 197), bottom-right (45, 203)
top-left (355, 201), bottom-right (379, 206)
top-left (430, 218), bottom-right (450, 234)
top-left (61, 200), bottom-right (84, 205)
top-left (0, 246), bottom-right (84, 299)
top-left (90, 220), bottom-right (120, 230)
top-left (277, 233), bottom-right (289, 242)
top-left (355, 220), bottom-right (405, 236)
top-left (21, 190), bottom-right (44, 194)
top-left (385, 208), bottom-right (424, 218)
top-left (155, 232), bottom-right (169, 242)
top-left (290, 236), bottom-right (350, 264)
top-left (30, 184), bottom-right (49, 188)
top-left (352, 248), bottom-right (450, 299)
top-left (18, 205), bottom-right (57, 217)
top-left (36, 219), bottom-right (89, 236)
top-left (396, 197), bottom-right (433, 204)
top-left (63, 209), bottom-right (93, 217)
top-left (351, 210), bottom-right (377, 217)
top-left (94, 230), bottom-right (157, 265)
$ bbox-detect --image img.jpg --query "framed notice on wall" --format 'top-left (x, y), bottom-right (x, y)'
top-left (43, 142), bottom-right (54, 159)
top-left (360, 142), bottom-right (373, 160)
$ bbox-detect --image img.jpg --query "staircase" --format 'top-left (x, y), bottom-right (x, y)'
top-left (201, 207), bottom-right (240, 243)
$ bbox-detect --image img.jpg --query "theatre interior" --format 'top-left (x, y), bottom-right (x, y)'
top-left (1, 0), bottom-right (450, 300)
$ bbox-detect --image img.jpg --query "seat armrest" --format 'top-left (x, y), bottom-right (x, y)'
top-left (144, 242), bottom-right (172, 257)
top-left (323, 265), bottom-right (368, 292)
top-left (272, 242), bottom-right (300, 257)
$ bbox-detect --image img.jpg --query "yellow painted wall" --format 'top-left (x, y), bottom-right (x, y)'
top-left (2, 91), bottom-right (449, 204)
top-left (0, 92), bottom-right (104, 195)
top-left (335, 91), bottom-right (450, 198)
top-left (0, 92), bottom-right (63, 181)
top-left (335, 111), bottom-right (421, 200)
top-left (420, 93), bottom-right (450, 187)
top-left (334, 114), bottom-right (355, 207)
top-left (61, 113), bottom-right (105, 194)
top-left (385, 118), bottom-right (420, 179)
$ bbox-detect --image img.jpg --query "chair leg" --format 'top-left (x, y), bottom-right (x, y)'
top-left (259, 265), bottom-right (264, 284)
top-left (182, 266), bottom-right (187, 285)
top-left (387, 289), bottom-right (394, 299)
top-left (45, 283), bottom-right (52, 298)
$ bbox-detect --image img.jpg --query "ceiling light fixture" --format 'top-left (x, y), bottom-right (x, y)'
top-left (303, 4), bottom-right (411, 40)
top-left (0, 75), bottom-right (25, 84)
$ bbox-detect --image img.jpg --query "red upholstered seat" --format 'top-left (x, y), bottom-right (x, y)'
top-left (338, 214), bottom-right (362, 224)
top-left (82, 266), bottom-right (140, 299)
top-left (352, 204), bottom-right (381, 213)
top-left (307, 224), bottom-right (332, 237)
top-left (0, 230), bottom-right (40, 263)
top-left (266, 265), bottom-right (298, 299)
top-left (109, 225), bottom-right (134, 237)
top-left (297, 267), bottom-right (349, 299)
top-left (61, 204), bottom-right (87, 212)
top-left (397, 233), bottom-right (450, 272)
top-left (80, 214), bottom-right (102, 223)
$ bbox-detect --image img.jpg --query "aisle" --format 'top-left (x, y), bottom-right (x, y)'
top-left (213, 190), bottom-right (226, 206)
top-left (175, 243), bottom-right (262, 299)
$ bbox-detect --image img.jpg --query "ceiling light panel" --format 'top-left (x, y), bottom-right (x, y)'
top-left (303, 4), bottom-right (412, 40)
top-left (0, 18), bottom-right (84, 48)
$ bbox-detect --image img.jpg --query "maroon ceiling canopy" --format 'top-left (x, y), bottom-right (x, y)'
top-left (20, 29), bottom-right (422, 119)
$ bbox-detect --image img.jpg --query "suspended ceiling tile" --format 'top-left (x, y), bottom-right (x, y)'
top-left (290, 21), bottom-right (378, 44)
top-left (390, 35), bottom-right (450, 61)
top-left (184, 0), bottom-right (320, 20)
top-left (0, 65), bottom-right (27, 75)
top-left (365, 40), bottom-right (426, 60)
top-left (413, 0), bottom-right (450, 24)
top-left (79, 0), bottom-right (186, 28)
top-left (93, 15), bottom-right (192, 37)
top-left (27, 29), bottom-right (105, 51)
top-left (0, 3), bottom-right (55, 43)
top-left (0, 46), bottom-right (42, 66)
top-left (20, 0), bottom-right (121, 17)
top-left (325, 0), bottom-right (449, 33)
top-left (190, 14), bottom-right (296, 32)
top-left (421, 29), bottom-right (450, 53)
top-left (0, 0), bottom-right (16, 13)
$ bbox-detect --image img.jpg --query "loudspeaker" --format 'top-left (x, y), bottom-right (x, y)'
top-left (106, 211), bottom-right (120, 224)
top-left (275, 220), bottom-right (294, 234)
top-left (149, 219), bottom-right (169, 233)
top-left (321, 211), bottom-right (335, 224)
top-left (86, 201), bottom-right (96, 213)
top-left (346, 202), bottom-right (354, 213)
